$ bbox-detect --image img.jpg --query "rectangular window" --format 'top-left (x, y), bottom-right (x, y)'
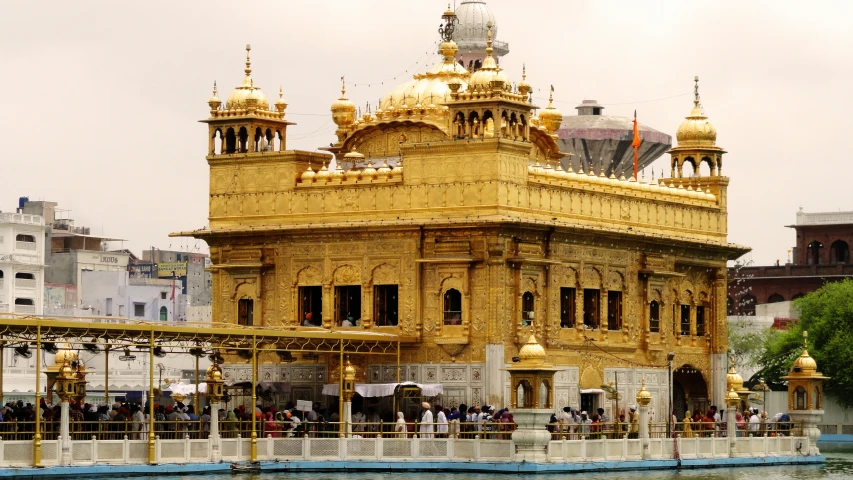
top-left (672, 305), bottom-right (678, 334)
top-left (335, 286), bottom-right (361, 327)
top-left (298, 286), bottom-right (323, 326)
top-left (680, 304), bottom-right (691, 336)
top-left (106, 298), bottom-right (113, 316)
top-left (134, 303), bottom-right (145, 317)
top-left (607, 291), bottom-right (622, 330)
top-left (560, 287), bottom-right (576, 328)
top-left (649, 301), bottom-right (660, 333)
top-left (583, 289), bottom-right (599, 329)
top-left (696, 305), bottom-right (705, 336)
top-left (238, 298), bottom-right (254, 326)
top-left (161, 291), bottom-right (167, 300)
top-left (374, 285), bottom-right (399, 326)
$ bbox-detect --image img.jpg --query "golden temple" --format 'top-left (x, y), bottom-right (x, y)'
top-left (177, 2), bottom-right (748, 421)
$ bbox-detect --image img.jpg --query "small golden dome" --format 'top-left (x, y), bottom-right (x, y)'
top-left (54, 345), bottom-right (78, 366)
top-left (331, 160), bottom-right (345, 180)
top-left (676, 76), bottom-right (717, 147)
top-left (316, 161), bottom-right (331, 182)
top-left (362, 160), bottom-right (377, 179)
top-left (467, 25), bottom-right (508, 91)
top-left (300, 164), bottom-right (316, 182)
top-left (517, 64), bottom-right (531, 97)
top-left (57, 361), bottom-right (76, 380)
top-left (726, 366), bottom-right (744, 392)
top-left (517, 334), bottom-right (547, 365)
top-left (344, 360), bottom-right (356, 377)
top-left (274, 86), bottom-right (288, 113)
top-left (225, 45), bottom-right (270, 111)
top-left (791, 349), bottom-right (818, 374)
top-left (208, 81), bottom-right (221, 110)
top-left (539, 87), bottom-right (563, 135)
top-left (331, 78), bottom-right (356, 127)
top-left (725, 386), bottom-right (741, 407)
top-left (636, 377), bottom-right (652, 406)
top-left (376, 160), bottom-right (391, 179)
top-left (206, 363), bottom-right (223, 381)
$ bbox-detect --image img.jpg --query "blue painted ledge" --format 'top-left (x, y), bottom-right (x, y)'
top-left (0, 455), bottom-right (826, 478)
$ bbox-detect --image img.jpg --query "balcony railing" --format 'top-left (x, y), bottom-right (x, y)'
top-left (15, 241), bottom-right (37, 251)
top-left (14, 304), bottom-right (36, 314)
top-left (14, 278), bottom-right (36, 288)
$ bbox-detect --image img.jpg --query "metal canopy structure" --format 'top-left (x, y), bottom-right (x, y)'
top-left (0, 314), bottom-right (412, 466)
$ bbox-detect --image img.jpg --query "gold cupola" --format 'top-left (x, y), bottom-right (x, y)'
top-left (517, 333), bottom-right (547, 366)
top-left (208, 81), bottom-right (221, 111)
top-left (517, 64), bottom-right (531, 98)
top-left (538, 86), bottom-right (563, 135)
top-left (675, 76), bottom-right (717, 148)
top-left (467, 24), bottom-right (508, 91)
top-left (274, 86), bottom-right (288, 113)
top-left (225, 44), bottom-right (269, 111)
top-left (331, 78), bottom-right (356, 127)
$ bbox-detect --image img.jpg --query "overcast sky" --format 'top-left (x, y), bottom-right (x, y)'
top-left (2, 1), bottom-right (851, 265)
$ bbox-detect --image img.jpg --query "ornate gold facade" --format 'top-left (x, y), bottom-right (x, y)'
top-left (178, 6), bottom-right (748, 416)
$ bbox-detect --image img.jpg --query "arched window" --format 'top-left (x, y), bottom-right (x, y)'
top-left (0, 270), bottom-right (4, 279)
top-left (14, 298), bottom-right (34, 305)
top-left (238, 127), bottom-right (249, 153)
top-left (521, 291), bottom-right (535, 326)
top-left (159, 306), bottom-right (168, 321)
top-left (213, 128), bottom-right (223, 155)
top-left (443, 289), bottom-right (462, 325)
top-left (16, 234), bottom-right (35, 242)
top-left (807, 240), bottom-right (823, 265)
top-left (792, 293), bottom-right (806, 301)
top-left (794, 386), bottom-right (807, 410)
top-left (740, 294), bottom-right (757, 316)
top-left (830, 240), bottom-right (850, 265)
top-left (649, 300), bottom-right (660, 333)
top-left (15, 272), bottom-right (35, 280)
top-left (767, 293), bottom-right (784, 303)
top-left (225, 127), bottom-right (237, 154)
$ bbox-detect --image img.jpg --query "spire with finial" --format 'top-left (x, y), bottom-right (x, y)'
top-left (274, 85), bottom-right (287, 113)
top-left (539, 84), bottom-right (563, 134)
top-left (693, 75), bottom-right (700, 108)
top-left (245, 44), bottom-right (252, 78)
top-left (208, 81), bottom-right (221, 110)
top-left (518, 63), bottom-right (531, 97)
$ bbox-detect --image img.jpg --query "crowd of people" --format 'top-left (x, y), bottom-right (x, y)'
top-left (678, 406), bottom-right (793, 438)
top-left (547, 406), bottom-right (641, 440)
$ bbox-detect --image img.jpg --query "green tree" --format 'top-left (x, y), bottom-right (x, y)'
top-left (757, 279), bottom-right (853, 407)
top-left (728, 318), bottom-right (778, 373)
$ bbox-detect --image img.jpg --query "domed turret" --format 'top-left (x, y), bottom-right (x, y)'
top-left (517, 334), bottom-right (547, 365)
top-left (208, 82), bottom-right (221, 111)
top-left (467, 25), bottom-right (508, 91)
top-left (54, 345), bottom-right (78, 366)
top-left (675, 76), bottom-right (717, 147)
top-left (225, 45), bottom-right (269, 111)
top-left (331, 78), bottom-right (356, 127)
top-left (206, 363), bottom-right (223, 382)
top-left (274, 86), bottom-right (288, 113)
top-left (538, 86), bottom-right (563, 135)
top-left (726, 365), bottom-right (744, 392)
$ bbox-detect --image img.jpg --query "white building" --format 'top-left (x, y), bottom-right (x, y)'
top-left (81, 270), bottom-right (182, 321)
top-left (0, 211), bottom-right (46, 315)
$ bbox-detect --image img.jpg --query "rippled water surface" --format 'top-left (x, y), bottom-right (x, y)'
top-left (99, 451), bottom-right (853, 480)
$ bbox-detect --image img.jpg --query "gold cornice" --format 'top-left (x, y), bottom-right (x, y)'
top-left (401, 136), bottom-right (532, 156)
top-left (207, 150), bottom-right (331, 166)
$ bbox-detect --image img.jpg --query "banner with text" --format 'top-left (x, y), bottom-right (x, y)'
top-left (157, 262), bottom-right (187, 277)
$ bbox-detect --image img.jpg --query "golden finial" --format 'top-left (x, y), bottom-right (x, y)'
top-left (548, 84), bottom-right (554, 105)
top-left (279, 85), bottom-right (283, 98)
top-left (803, 330), bottom-right (808, 349)
top-left (213, 81), bottom-right (217, 97)
top-left (245, 44), bottom-right (252, 76)
top-left (485, 22), bottom-right (494, 56)
top-left (341, 75), bottom-right (347, 97)
top-left (693, 75), bottom-right (700, 107)
top-left (522, 64), bottom-right (527, 81)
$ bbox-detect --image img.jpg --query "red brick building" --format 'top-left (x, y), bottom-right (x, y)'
top-left (728, 209), bottom-right (853, 315)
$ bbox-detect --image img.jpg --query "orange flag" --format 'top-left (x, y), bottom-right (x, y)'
top-left (632, 110), bottom-right (641, 178)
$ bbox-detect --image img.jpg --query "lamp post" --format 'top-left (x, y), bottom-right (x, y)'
top-left (55, 360), bottom-right (77, 465)
top-left (205, 362), bottom-right (224, 463)
top-left (666, 352), bottom-right (675, 438)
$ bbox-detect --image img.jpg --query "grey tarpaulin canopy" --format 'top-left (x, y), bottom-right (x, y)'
top-left (321, 381), bottom-right (443, 398)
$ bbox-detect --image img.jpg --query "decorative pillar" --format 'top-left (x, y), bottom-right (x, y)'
top-left (342, 359), bottom-right (356, 436)
top-left (636, 378), bottom-right (651, 459)
top-left (33, 325), bottom-right (42, 467)
top-left (55, 360), bottom-right (76, 465)
top-left (206, 363), bottom-right (224, 463)
top-left (504, 334), bottom-right (562, 462)
top-left (725, 387), bottom-right (739, 456)
top-left (148, 330), bottom-right (156, 465)
top-left (782, 331), bottom-right (828, 456)
top-left (250, 337), bottom-right (258, 462)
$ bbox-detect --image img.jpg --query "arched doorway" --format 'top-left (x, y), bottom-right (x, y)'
top-left (673, 364), bottom-right (708, 421)
top-left (159, 306), bottom-right (168, 321)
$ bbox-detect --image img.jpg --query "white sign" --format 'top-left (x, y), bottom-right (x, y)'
top-left (296, 400), bottom-right (312, 412)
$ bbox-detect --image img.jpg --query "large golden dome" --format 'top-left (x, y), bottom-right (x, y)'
top-left (675, 76), bottom-right (716, 147)
top-left (378, 40), bottom-right (468, 113)
top-left (225, 45), bottom-right (270, 111)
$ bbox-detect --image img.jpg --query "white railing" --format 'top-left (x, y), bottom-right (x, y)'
top-left (0, 434), bottom-right (811, 468)
top-left (15, 241), bottom-right (37, 251)
top-left (14, 304), bottom-right (36, 314)
top-left (0, 212), bottom-right (44, 225)
top-left (14, 278), bottom-right (36, 288)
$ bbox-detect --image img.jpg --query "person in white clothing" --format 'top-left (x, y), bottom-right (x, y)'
top-left (436, 405), bottom-right (448, 437)
top-left (394, 411), bottom-right (407, 437)
top-left (419, 402), bottom-right (434, 438)
top-left (748, 408), bottom-right (761, 432)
